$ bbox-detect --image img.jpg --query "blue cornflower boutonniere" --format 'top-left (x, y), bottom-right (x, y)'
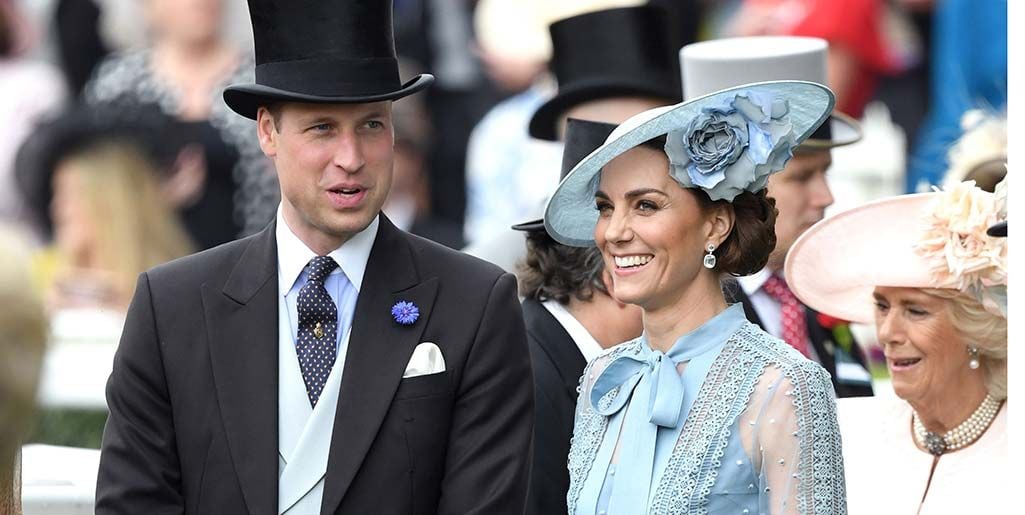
top-left (391, 301), bottom-right (419, 326)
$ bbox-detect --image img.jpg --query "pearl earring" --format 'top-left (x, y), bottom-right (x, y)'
top-left (703, 243), bottom-right (717, 269)
top-left (968, 346), bottom-right (980, 370)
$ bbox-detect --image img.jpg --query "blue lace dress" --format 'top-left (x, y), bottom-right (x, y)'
top-left (568, 304), bottom-right (846, 514)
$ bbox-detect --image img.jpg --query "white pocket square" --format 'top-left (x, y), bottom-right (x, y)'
top-left (403, 342), bottom-right (446, 378)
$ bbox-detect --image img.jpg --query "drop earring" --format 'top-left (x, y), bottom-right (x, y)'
top-left (703, 243), bottom-right (717, 269)
top-left (968, 346), bottom-right (980, 370)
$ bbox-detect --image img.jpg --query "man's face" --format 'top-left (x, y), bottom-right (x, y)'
top-left (766, 149), bottom-right (834, 271)
top-left (257, 101), bottom-right (394, 253)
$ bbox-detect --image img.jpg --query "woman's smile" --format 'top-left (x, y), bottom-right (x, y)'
top-left (613, 254), bottom-right (654, 275)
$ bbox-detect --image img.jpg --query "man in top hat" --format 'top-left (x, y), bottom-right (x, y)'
top-left (680, 36), bottom-right (874, 397)
top-left (95, 2), bottom-right (533, 514)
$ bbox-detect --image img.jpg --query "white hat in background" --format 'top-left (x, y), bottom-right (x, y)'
top-left (680, 36), bottom-right (862, 149)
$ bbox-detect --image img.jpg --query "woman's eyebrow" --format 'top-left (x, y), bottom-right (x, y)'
top-left (624, 188), bottom-right (667, 199)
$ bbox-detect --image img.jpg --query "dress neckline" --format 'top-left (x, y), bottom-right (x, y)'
top-left (640, 303), bottom-right (748, 360)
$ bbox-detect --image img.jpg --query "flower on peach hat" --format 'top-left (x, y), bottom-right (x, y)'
top-left (914, 180), bottom-right (1007, 316)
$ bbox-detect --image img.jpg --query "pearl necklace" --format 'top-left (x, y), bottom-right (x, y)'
top-left (913, 394), bottom-right (1002, 456)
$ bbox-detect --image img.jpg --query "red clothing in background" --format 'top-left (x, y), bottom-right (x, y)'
top-left (739, 0), bottom-right (897, 118)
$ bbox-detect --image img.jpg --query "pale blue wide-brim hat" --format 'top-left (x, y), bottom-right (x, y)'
top-left (543, 80), bottom-right (835, 247)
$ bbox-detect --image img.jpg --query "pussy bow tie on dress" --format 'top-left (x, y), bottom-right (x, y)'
top-left (586, 338), bottom-right (711, 512)
top-left (590, 344), bottom-right (690, 427)
top-left (577, 306), bottom-right (747, 513)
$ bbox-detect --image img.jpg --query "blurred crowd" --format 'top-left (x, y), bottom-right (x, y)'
top-left (0, 0), bottom-right (1007, 325)
top-left (0, 0), bottom-right (1009, 513)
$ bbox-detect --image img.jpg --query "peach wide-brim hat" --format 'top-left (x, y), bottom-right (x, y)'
top-left (784, 190), bottom-right (1006, 324)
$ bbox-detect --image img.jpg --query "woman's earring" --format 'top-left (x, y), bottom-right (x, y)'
top-left (703, 243), bottom-right (717, 269)
top-left (968, 346), bottom-right (980, 370)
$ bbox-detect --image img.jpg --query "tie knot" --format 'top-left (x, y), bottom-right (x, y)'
top-left (306, 256), bottom-right (339, 283)
top-left (762, 274), bottom-right (797, 304)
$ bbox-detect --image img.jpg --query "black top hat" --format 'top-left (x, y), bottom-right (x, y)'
top-left (513, 118), bottom-right (617, 232)
top-left (528, 6), bottom-right (682, 142)
top-left (223, 0), bottom-right (434, 120)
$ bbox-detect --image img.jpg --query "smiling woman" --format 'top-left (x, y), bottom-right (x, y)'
top-left (545, 80), bottom-right (845, 514)
top-left (786, 179), bottom-right (1008, 513)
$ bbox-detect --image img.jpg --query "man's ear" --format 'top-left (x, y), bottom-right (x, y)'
top-left (256, 107), bottom-right (278, 158)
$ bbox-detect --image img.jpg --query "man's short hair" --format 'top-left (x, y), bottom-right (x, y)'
top-left (518, 230), bottom-right (608, 304)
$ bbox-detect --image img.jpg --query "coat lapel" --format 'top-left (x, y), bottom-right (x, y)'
top-left (522, 299), bottom-right (586, 398)
top-left (732, 288), bottom-right (767, 330)
top-left (804, 308), bottom-right (838, 376)
top-left (320, 217), bottom-right (438, 515)
top-left (203, 223), bottom-right (279, 515)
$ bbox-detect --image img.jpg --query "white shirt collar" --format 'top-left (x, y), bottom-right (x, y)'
top-left (541, 299), bottom-right (604, 363)
top-left (275, 205), bottom-right (379, 294)
top-left (736, 267), bottom-right (773, 296)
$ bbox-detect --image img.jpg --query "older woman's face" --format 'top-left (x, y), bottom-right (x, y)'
top-left (873, 286), bottom-right (976, 404)
top-left (594, 146), bottom-right (713, 311)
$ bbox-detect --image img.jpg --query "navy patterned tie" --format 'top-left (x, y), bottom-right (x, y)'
top-left (297, 256), bottom-right (339, 407)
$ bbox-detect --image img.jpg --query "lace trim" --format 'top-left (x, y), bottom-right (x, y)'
top-left (735, 323), bottom-right (847, 515)
top-left (566, 341), bottom-right (637, 513)
top-left (650, 322), bottom-right (845, 514)
top-left (568, 322), bottom-right (846, 514)
top-left (648, 323), bottom-right (762, 514)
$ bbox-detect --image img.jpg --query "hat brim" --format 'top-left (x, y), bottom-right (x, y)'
top-left (511, 219), bottom-right (544, 232)
top-left (223, 74), bottom-right (435, 120)
top-left (528, 79), bottom-right (679, 141)
top-left (799, 111), bottom-right (862, 149)
top-left (543, 80), bottom-right (834, 247)
top-left (784, 194), bottom-right (937, 324)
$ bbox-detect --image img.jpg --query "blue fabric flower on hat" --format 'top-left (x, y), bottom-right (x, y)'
top-left (391, 301), bottom-right (419, 325)
top-left (665, 90), bottom-right (797, 202)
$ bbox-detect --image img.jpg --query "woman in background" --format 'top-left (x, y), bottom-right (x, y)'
top-left (786, 179), bottom-right (1007, 513)
top-left (39, 141), bottom-right (194, 312)
top-left (84, 0), bottom-right (274, 239)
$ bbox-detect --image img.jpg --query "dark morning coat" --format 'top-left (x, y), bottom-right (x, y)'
top-left (521, 298), bottom-right (587, 515)
top-left (95, 216), bottom-right (533, 515)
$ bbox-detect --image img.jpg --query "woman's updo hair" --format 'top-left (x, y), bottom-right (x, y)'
top-left (696, 189), bottom-right (778, 276)
top-left (639, 135), bottom-right (778, 276)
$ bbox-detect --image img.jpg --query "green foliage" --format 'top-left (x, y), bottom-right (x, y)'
top-left (26, 409), bottom-right (107, 449)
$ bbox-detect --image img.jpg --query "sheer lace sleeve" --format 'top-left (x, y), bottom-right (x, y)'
top-left (741, 361), bottom-right (847, 514)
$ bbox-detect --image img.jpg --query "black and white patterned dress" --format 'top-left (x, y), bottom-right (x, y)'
top-left (83, 49), bottom-right (279, 238)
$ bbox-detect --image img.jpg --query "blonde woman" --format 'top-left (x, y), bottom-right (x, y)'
top-left (37, 141), bottom-right (194, 312)
top-left (0, 225), bottom-right (48, 515)
top-left (786, 180), bottom-right (1008, 513)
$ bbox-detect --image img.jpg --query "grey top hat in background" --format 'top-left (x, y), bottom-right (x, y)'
top-left (223, 0), bottom-right (434, 120)
top-left (527, 5), bottom-right (682, 141)
top-left (680, 36), bottom-right (861, 149)
top-left (512, 118), bottom-right (617, 232)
